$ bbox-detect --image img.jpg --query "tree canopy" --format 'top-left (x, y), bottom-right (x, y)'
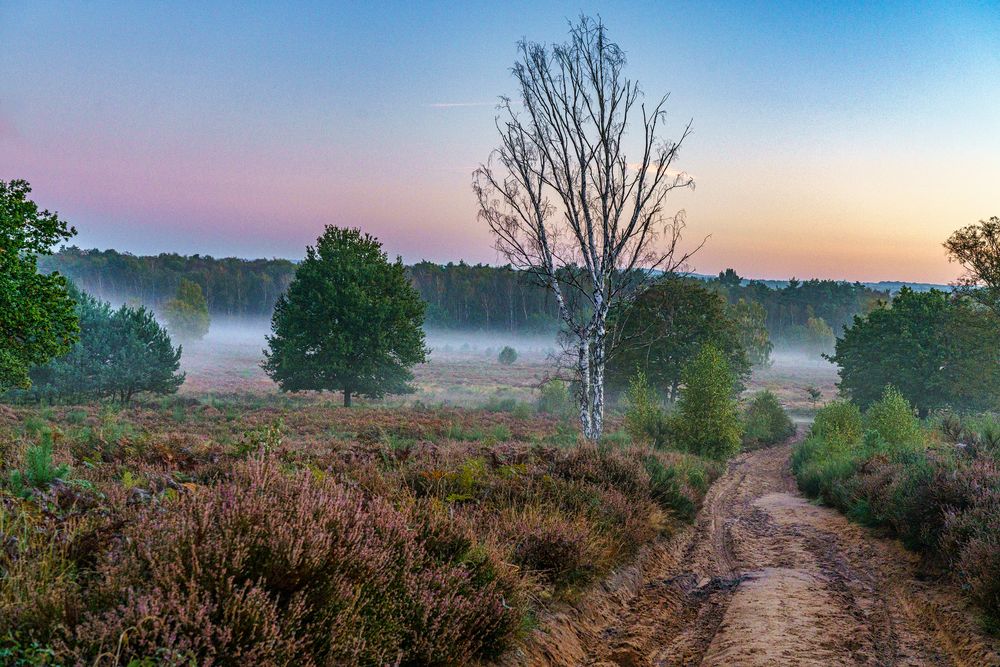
top-left (672, 344), bottom-right (743, 460)
top-left (163, 278), bottom-right (211, 341)
top-left (263, 226), bottom-right (428, 406)
top-left (39, 248), bottom-right (888, 347)
top-left (9, 286), bottom-right (184, 403)
top-left (944, 216), bottom-right (1000, 316)
top-left (607, 278), bottom-right (754, 400)
top-left (829, 288), bottom-right (1000, 416)
top-left (0, 179), bottom-right (79, 390)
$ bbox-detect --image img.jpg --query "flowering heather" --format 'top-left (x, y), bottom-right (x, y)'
top-left (0, 402), bottom-right (720, 664)
top-left (793, 401), bottom-right (1000, 628)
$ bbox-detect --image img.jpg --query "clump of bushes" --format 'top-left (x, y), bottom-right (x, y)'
top-left (6, 458), bottom-right (522, 665)
top-left (742, 390), bottom-right (795, 449)
top-left (498, 346), bottom-right (518, 365)
top-left (863, 385), bottom-right (921, 446)
top-left (0, 401), bottom-right (724, 663)
top-left (810, 399), bottom-right (863, 445)
top-left (792, 387), bottom-right (1000, 628)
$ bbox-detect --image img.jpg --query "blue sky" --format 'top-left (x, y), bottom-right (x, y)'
top-left (2, 1), bottom-right (998, 281)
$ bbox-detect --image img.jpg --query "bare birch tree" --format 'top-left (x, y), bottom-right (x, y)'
top-left (474, 16), bottom-right (698, 440)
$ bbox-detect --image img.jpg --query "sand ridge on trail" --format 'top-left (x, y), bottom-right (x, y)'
top-left (510, 438), bottom-right (1000, 666)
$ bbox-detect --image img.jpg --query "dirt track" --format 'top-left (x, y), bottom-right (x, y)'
top-left (512, 438), bottom-right (1000, 666)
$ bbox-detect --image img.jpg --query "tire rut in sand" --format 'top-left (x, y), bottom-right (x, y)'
top-left (575, 440), bottom-right (1000, 667)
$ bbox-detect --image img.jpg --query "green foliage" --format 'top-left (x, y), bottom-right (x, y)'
top-left (742, 390), bottom-right (795, 449)
top-left (672, 345), bottom-right (743, 460)
top-left (10, 288), bottom-right (184, 403)
top-left (263, 226), bottom-right (428, 407)
top-left (623, 372), bottom-right (671, 449)
top-left (8, 430), bottom-right (70, 497)
top-left (944, 216), bottom-right (1000, 316)
top-left (728, 298), bottom-right (773, 366)
top-left (830, 288), bottom-right (1000, 416)
top-left (162, 278), bottom-right (210, 341)
top-left (863, 386), bottom-right (922, 446)
top-left (607, 277), bottom-right (753, 400)
top-left (40, 247), bottom-right (890, 341)
top-left (712, 274), bottom-right (886, 348)
top-left (642, 455), bottom-right (695, 520)
top-left (803, 316), bottom-right (835, 353)
top-left (234, 418), bottom-right (285, 457)
top-left (498, 346), bottom-right (518, 365)
top-left (810, 400), bottom-right (863, 446)
top-left (0, 179), bottom-right (79, 390)
top-left (792, 400), bottom-right (1000, 625)
top-left (536, 380), bottom-right (574, 420)
top-left (39, 247), bottom-right (296, 319)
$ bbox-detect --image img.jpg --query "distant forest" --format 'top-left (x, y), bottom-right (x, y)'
top-left (39, 247), bottom-right (888, 340)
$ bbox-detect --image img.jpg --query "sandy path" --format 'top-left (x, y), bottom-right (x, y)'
top-left (511, 438), bottom-right (1000, 666)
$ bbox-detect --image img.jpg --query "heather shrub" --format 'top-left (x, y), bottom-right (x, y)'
top-left (864, 386), bottom-right (922, 446)
top-left (672, 345), bottom-right (742, 460)
top-left (940, 461), bottom-right (1000, 623)
top-left (0, 401), bottom-right (725, 661)
top-left (742, 390), bottom-right (795, 449)
top-left (510, 511), bottom-right (597, 589)
top-left (643, 454), bottom-right (696, 520)
top-left (0, 502), bottom-right (82, 647)
top-left (67, 457), bottom-right (521, 665)
top-left (552, 443), bottom-right (647, 499)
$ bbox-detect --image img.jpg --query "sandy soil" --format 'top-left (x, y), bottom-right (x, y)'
top-left (508, 439), bottom-right (1000, 666)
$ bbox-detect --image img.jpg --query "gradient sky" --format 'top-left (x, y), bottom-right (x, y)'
top-left (2, 1), bottom-right (998, 282)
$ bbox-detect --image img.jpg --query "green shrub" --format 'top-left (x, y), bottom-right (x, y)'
top-left (864, 386), bottom-right (922, 446)
top-left (623, 372), bottom-right (671, 449)
top-left (810, 400), bottom-right (863, 446)
top-left (233, 418), bottom-right (284, 457)
top-left (672, 346), bottom-right (743, 460)
top-left (793, 397), bottom-right (1000, 626)
top-left (8, 430), bottom-right (70, 497)
top-left (536, 380), bottom-right (574, 420)
top-left (498, 346), bottom-right (518, 365)
top-left (742, 390), bottom-right (795, 449)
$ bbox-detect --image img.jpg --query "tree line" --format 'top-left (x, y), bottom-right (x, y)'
top-left (40, 247), bottom-right (887, 343)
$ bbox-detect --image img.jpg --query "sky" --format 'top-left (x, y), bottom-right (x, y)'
top-left (1, 1), bottom-right (998, 283)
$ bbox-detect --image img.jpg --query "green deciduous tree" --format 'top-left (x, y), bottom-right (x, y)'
top-left (0, 179), bottom-right (78, 390)
top-left (803, 315), bottom-right (835, 354)
top-left (263, 226), bottom-right (428, 406)
top-left (607, 278), bottom-right (751, 400)
top-left (672, 345), bottom-right (743, 459)
top-left (944, 216), bottom-right (1000, 316)
top-left (163, 278), bottom-right (210, 341)
top-left (830, 288), bottom-right (1000, 417)
top-left (13, 286), bottom-right (184, 402)
top-left (728, 298), bottom-right (772, 367)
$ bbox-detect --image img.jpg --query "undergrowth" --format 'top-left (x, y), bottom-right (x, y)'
top-left (792, 386), bottom-right (1000, 632)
